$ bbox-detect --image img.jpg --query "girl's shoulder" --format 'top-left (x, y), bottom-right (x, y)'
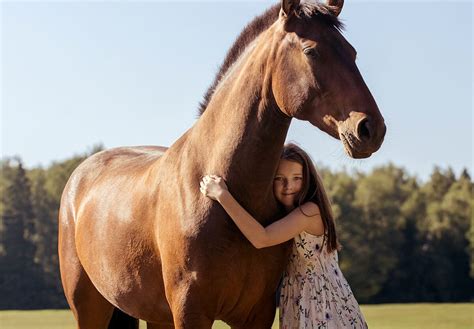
top-left (298, 201), bottom-right (321, 217)
top-left (297, 202), bottom-right (324, 236)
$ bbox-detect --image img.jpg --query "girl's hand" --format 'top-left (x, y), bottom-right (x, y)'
top-left (200, 175), bottom-right (228, 201)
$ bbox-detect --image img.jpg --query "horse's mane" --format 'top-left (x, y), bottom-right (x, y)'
top-left (197, 2), bottom-right (343, 116)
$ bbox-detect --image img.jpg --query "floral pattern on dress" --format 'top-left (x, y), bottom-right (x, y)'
top-left (280, 232), bottom-right (368, 329)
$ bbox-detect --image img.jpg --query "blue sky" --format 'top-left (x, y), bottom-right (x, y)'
top-left (1, 1), bottom-right (472, 181)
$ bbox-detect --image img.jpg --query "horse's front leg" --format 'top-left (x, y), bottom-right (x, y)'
top-left (164, 274), bottom-right (213, 329)
top-left (231, 297), bottom-right (277, 329)
top-left (172, 311), bottom-right (213, 329)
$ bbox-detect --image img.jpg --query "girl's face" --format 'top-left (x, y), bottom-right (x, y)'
top-left (273, 159), bottom-right (304, 211)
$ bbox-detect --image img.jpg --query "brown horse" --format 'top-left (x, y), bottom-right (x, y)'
top-left (59, 1), bottom-right (385, 328)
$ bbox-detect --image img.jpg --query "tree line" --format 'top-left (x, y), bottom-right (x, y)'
top-left (0, 146), bottom-right (472, 309)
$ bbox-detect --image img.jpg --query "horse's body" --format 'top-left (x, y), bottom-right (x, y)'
top-left (59, 1), bottom-right (386, 328)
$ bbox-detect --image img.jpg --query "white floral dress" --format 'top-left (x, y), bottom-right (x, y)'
top-left (280, 232), bottom-right (367, 329)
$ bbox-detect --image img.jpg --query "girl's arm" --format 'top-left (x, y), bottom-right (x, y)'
top-left (200, 175), bottom-right (323, 249)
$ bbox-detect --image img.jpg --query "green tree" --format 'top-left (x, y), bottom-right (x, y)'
top-left (1, 160), bottom-right (36, 260)
top-left (466, 170), bottom-right (474, 279)
top-left (414, 167), bottom-right (474, 301)
top-left (339, 165), bottom-right (410, 302)
top-left (30, 169), bottom-right (56, 272)
top-left (30, 169), bottom-right (68, 307)
top-left (0, 159), bottom-right (44, 308)
top-left (0, 159), bottom-right (19, 257)
top-left (424, 166), bottom-right (456, 202)
top-left (433, 170), bottom-right (472, 300)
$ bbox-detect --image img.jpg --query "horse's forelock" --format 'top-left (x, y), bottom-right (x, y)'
top-left (197, 2), bottom-right (342, 117)
top-left (298, 2), bottom-right (344, 31)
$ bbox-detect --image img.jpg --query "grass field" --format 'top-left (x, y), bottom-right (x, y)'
top-left (0, 304), bottom-right (472, 328)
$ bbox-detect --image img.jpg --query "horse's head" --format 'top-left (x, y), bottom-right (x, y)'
top-left (271, 0), bottom-right (386, 158)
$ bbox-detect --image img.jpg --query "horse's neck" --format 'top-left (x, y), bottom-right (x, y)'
top-left (189, 37), bottom-right (291, 220)
top-left (233, 117), bottom-right (291, 220)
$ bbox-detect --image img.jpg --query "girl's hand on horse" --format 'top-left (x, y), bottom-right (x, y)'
top-left (200, 175), bottom-right (228, 201)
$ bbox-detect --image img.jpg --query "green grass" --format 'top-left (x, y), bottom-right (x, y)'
top-left (360, 303), bottom-right (473, 329)
top-left (0, 304), bottom-right (472, 328)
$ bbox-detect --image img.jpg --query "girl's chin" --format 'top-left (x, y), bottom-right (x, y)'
top-left (280, 200), bottom-right (295, 208)
top-left (277, 195), bottom-right (297, 207)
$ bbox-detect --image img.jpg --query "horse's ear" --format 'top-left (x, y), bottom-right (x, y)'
top-left (326, 0), bottom-right (344, 17)
top-left (281, 0), bottom-right (300, 17)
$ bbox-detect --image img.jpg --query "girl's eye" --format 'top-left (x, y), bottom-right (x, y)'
top-left (294, 177), bottom-right (302, 180)
top-left (274, 177), bottom-right (283, 181)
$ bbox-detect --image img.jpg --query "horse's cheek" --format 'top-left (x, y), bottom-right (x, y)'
top-left (274, 56), bottom-right (313, 116)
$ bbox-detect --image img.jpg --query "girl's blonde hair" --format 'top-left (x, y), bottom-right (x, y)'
top-left (280, 143), bottom-right (339, 253)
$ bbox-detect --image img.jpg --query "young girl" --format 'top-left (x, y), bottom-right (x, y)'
top-left (200, 143), bottom-right (367, 329)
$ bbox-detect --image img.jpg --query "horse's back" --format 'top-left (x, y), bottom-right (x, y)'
top-left (71, 145), bottom-right (167, 184)
top-left (61, 145), bottom-right (167, 216)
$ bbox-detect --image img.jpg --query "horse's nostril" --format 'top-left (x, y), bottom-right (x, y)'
top-left (357, 118), bottom-right (371, 141)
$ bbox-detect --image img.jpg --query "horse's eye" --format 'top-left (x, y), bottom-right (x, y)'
top-left (303, 47), bottom-right (318, 58)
